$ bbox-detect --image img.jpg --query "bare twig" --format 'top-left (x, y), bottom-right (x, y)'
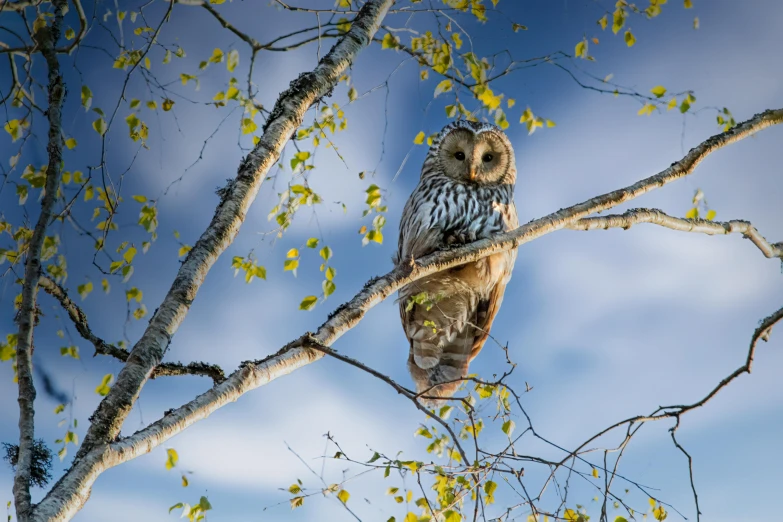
top-left (37, 276), bottom-right (226, 384)
top-left (570, 208), bottom-right (783, 259)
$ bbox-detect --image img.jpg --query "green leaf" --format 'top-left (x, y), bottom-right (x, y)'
top-left (615, 517), bottom-right (629, 522)
top-left (54, 404), bottom-right (65, 414)
top-left (444, 511), bottom-right (461, 522)
top-left (125, 287), bottom-right (142, 303)
top-left (123, 246), bottom-right (137, 264)
top-left (132, 195), bottom-right (147, 203)
top-left (381, 33), bottom-right (398, 49)
top-left (306, 238), bottom-right (319, 248)
top-left (168, 503), bottom-right (183, 515)
top-left (501, 419), bottom-right (515, 436)
top-left (92, 118), bottom-right (107, 136)
top-left (81, 85), bottom-right (93, 110)
top-left (299, 296), bottom-right (318, 311)
top-left (77, 281), bottom-right (93, 300)
top-left (484, 480), bottom-right (497, 504)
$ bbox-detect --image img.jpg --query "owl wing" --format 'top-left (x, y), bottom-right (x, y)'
top-left (469, 279), bottom-right (507, 362)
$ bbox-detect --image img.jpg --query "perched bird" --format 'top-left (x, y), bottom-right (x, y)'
top-left (395, 120), bottom-right (519, 401)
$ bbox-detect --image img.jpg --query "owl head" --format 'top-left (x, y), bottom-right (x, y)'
top-left (428, 120), bottom-right (516, 185)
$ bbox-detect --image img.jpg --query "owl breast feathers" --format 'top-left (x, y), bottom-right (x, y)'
top-left (396, 120), bottom-right (519, 402)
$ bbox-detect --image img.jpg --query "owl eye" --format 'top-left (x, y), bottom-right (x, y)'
top-left (454, 151), bottom-right (466, 161)
top-left (482, 153), bottom-right (493, 162)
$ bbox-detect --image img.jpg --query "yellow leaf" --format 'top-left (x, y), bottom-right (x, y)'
top-left (667, 98), bottom-right (677, 111)
top-left (178, 245), bottom-right (191, 257)
top-left (165, 448), bottom-right (178, 470)
top-left (637, 104), bottom-right (655, 116)
top-left (381, 33), bottom-right (398, 49)
top-left (299, 296), bottom-right (318, 311)
top-left (684, 0), bottom-right (693, 8)
top-left (650, 85), bottom-right (667, 98)
top-left (592, 467), bottom-right (599, 478)
top-left (575, 39), bottom-right (587, 58)
top-left (413, 131), bottom-right (425, 145)
top-left (624, 29), bottom-right (636, 47)
top-left (598, 14), bottom-right (608, 30)
top-left (705, 209), bottom-right (716, 221)
top-left (65, 138), bottom-right (77, 149)
top-left (685, 207), bottom-right (699, 219)
top-left (434, 79), bottom-right (452, 97)
top-left (337, 489), bottom-right (350, 504)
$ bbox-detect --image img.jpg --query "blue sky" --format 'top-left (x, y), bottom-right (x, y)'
top-left (1, 0), bottom-right (782, 520)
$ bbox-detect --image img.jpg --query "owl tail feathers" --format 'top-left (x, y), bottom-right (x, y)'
top-left (408, 353), bottom-right (468, 406)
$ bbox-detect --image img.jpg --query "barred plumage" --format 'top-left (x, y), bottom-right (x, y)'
top-left (396, 121), bottom-right (518, 402)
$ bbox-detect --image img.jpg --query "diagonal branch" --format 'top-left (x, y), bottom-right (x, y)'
top-left (33, 2), bottom-right (394, 520)
top-left (38, 275), bottom-right (226, 384)
top-left (570, 208), bottom-right (783, 259)
top-left (13, 2), bottom-right (67, 521)
top-left (35, 107), bottom-right (783, 522)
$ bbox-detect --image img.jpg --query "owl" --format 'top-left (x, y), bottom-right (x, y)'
top-left (395, 120), bottom-right (519, 402)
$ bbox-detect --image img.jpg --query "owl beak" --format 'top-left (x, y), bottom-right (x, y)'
top-left (468, 167), bottom-right (477, 181)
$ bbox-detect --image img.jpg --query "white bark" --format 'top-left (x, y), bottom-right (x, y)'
top-left (13, 2), bottom-right (67, 521)
top-left (33, 107), bottom-right (783, 522)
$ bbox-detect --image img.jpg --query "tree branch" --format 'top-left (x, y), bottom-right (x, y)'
top-left (33, 1), bottom-right (394, 520)
top-left (570, 208), bottom-right (783, 259)
top-left (13, 2), bottom-right (66, 521)
top-left (34, 107), bottom-right (783, 522)
top-left (37, 276), bottom-right (226, 384)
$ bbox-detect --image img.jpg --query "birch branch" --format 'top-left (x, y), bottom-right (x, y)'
top-left (33, 1), bottom-right (394, 520)
top-left (570, 208), bottom-right (783, 259)
top-left (38, 276), bottom-right (226, 384)
top-left (13, 2), bottom-right (66, 521)
top-left (33, 108), bottom-right (783, 522)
